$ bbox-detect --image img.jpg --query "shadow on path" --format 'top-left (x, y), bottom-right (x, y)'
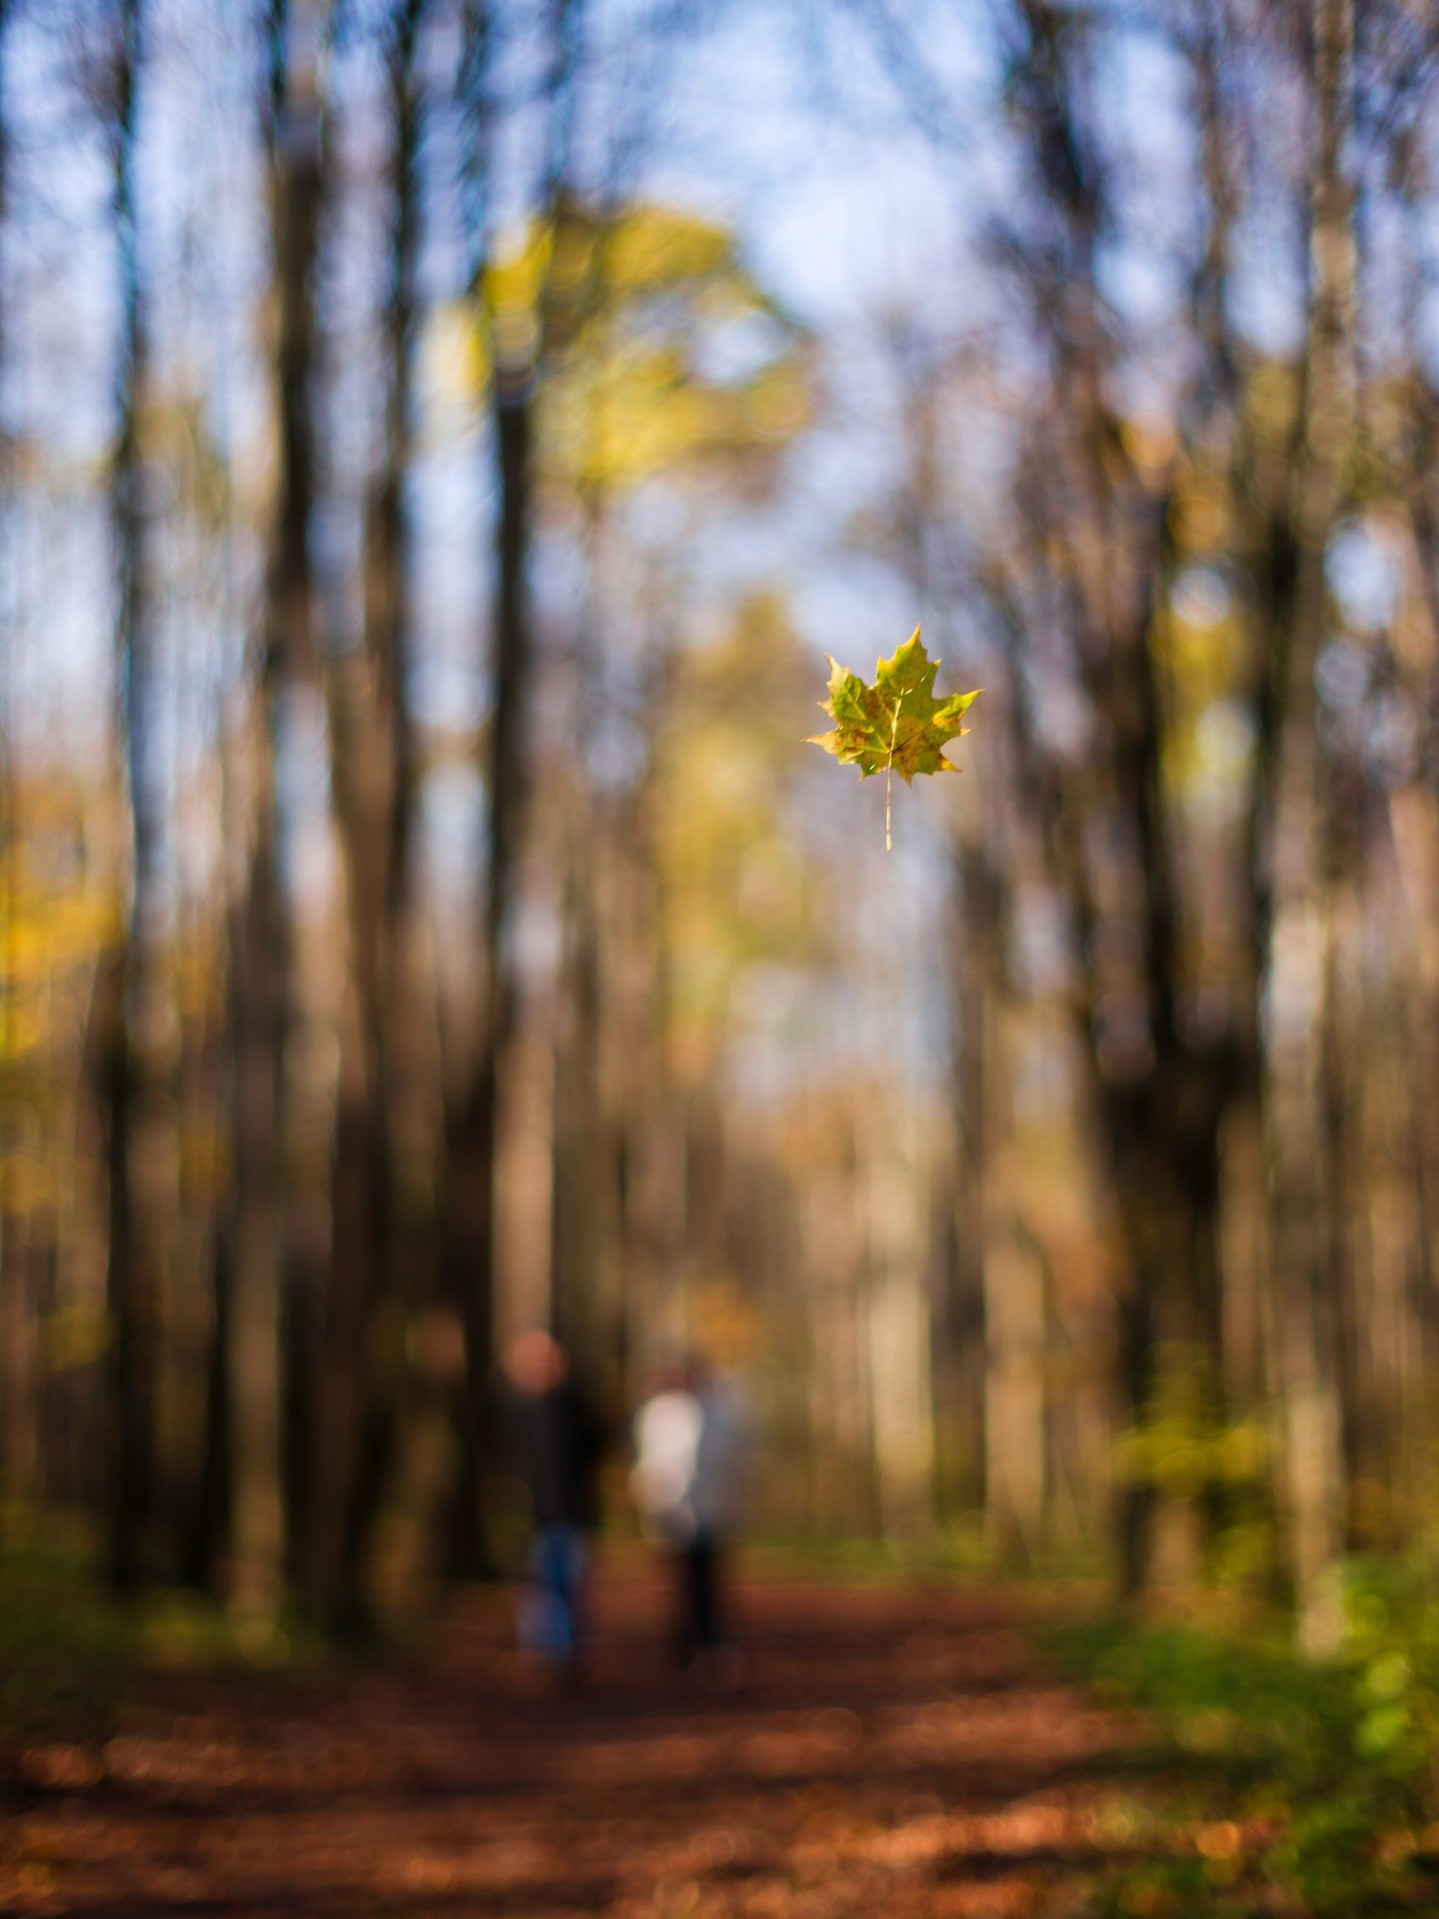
top-left (0, 1554), bottom-right (1138, 1918)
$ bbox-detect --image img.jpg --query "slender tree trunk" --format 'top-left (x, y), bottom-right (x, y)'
top-left (0, 0), bottom-right (35, 1519)
top-left (984, 1224), bottom-right (1047, 1567)
top-left (951, 829), bottom-right (1001, 1524)
top-left (104, 0), bottom-right (170, 1591)
top-left (1265, 0), bottom-right (1356, 1654)
top-left (551, 825), bottom-right (609, 1367)
top-left (225, 726), bottom-right (285, 1612)
top-left (1397, 799), bottom-right (1439, 1513)
top-left (311, 0), bottom-right (426, 1624)
top-left (988, 6), bottom-right (1243, 1598)
top-left (218, 0), bottom-right (326, 1619)
top-left (358, 0), bottom-right (479, 1618)
top-left (1392, 148), bottom-right (1439, 1511)
top-left (864, 1124), bottom-right (936, 1542)
top-left (550, 500), bottom-right (623, 1395)
top-left (443, 380), bottom-right (531, 1570)
top-left (441, 0), bottom-right (586, 1575)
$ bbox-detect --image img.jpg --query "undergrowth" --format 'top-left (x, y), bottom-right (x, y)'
top-left (1050, 1558), bottom-right (1439, 1917)
top-left (0, 1517), bottom-right (140, 1745)
top-left (0, 1510), bottom-right (310, 1747)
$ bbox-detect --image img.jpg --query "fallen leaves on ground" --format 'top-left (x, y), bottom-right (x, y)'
top-left (0, 1555), bottom-right (1183, 1918)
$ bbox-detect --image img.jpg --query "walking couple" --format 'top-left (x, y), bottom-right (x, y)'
top-left (503, 1333), bottom-right (746, 1687)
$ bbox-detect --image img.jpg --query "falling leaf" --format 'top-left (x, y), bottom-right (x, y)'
top-left (808, 627), bottom-right (980, 848)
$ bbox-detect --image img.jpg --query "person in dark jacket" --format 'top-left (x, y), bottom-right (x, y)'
top-left (503, 1330), bottom-right (599, 1681)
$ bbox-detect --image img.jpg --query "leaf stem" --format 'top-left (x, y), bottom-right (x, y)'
top-left (886, 692), bottom-right (903, 853)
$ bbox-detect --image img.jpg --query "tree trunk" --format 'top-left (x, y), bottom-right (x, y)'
top-left (0, 0), bottom-right (33, 1520)
top-left (549, 503), bottom-right (626, 1399)
top-left (986, 5), bottom-right (1244, 1598)
top-left (442, 382), bottom-right (531, 1571)
top-left (224, 663), bottom-right (286, 1620)
top-left (984, 1228), bottom-right (1047, 1568)
top-left (105, 0), bottom-right (169, 1592)
top-left (312, 0), bottom-right (427, 1625)
top-left (214, 0), bottom-right (326, 1619)
top-left (1264, 0), bottom-right (1356, 1654)
top-left (949, 818), bottom-right (1003, 1526)
top-left (441, 0), bottom-right (587, 1575)
top-left (1106, 1078), bottom-right (1227, 1591)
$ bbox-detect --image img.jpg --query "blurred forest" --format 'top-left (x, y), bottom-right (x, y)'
top-left (0, 0), bottom-right (1436, 1653)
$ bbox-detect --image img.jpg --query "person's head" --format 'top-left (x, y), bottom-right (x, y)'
top-left (504, 1328), bottom-right (569, 1396)
top-left (645, 1345), bottom-right (689, 1396)
top-left (683, 1349), bottom-right (712, 1393)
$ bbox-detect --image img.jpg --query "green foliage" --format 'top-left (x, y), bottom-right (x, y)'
top-left (809, 627), bottom-right (979, 783)
top-left (1114, 1406), bottom-right (1270, 1506)
top-left (1051, 1570), bottom-right (1439, 1916)
top-left (1113, 1365), bottom-right (1278, 1594)
top-left (1341, 1557), bottom-right (1439, 1784)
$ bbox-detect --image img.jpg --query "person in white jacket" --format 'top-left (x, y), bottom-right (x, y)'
top-left (631, 1356), bottom-right (746, 1675)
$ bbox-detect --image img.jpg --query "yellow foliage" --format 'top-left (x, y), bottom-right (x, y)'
top-left (597, 203), bottom-right (730, 291)
top-left (41, 1305), bottom-right (111, 1376)
top-left (0, 855), bottom-right (116, 1090)
top-left (546, 348), bottom-right (807, 493)
top-left (425, 198), bottom-right (810, 496)
top-left (1169, 480), bottom-right (1231, 553)
top-left (1243, 359), bottom-right (1301, 443)
top-left (487, 220), bottom-right (554, 315)
top-left (486, 222), bottom-right (552, 373)
top-left (688, 1276), bottom-right (763, 1369)
top-left (0, 892), bottom-right (114, 991)
top-left (0, 785), bottom-right (119, 1267)
top-left (180, 1119), bottom-right (229, 1203)
top-left (1113, 1363), bottom-right (1271, 1499)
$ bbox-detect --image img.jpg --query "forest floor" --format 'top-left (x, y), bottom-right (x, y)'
top-left (34, 1540), bottom-right (1439, 1918)
top-left (0, 1548), bottom-right (1178, 1919)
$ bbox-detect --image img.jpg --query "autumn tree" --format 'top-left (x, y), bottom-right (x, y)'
top-left (218, 0), bottom-right (329, 1620)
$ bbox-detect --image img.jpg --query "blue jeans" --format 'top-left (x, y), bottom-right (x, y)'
top-left (520, 1524), bottom-right (586, 1667)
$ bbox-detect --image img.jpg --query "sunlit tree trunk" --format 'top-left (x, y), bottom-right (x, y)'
top-left (855, 1098), bottom-right (935, 1541)
top-left (984, 1223), bottom-right (1047, 1568)
top-left (1389, 784), bottom-right (1439, 1521)
top-left (1390, 125), bottom-right (1439, 1517)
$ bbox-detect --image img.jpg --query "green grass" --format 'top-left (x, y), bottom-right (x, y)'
top-left (742, 1521), bottom-right (1003, 1583)
top-left (744, 1532), bottom-right (942, 1582)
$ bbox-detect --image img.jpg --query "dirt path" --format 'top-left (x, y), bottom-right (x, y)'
top-left (0, 1556), bottom-right (1139, 1918)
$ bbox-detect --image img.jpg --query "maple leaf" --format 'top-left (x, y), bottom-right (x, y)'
top-left (808, 627), bottom-right (980, 848)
